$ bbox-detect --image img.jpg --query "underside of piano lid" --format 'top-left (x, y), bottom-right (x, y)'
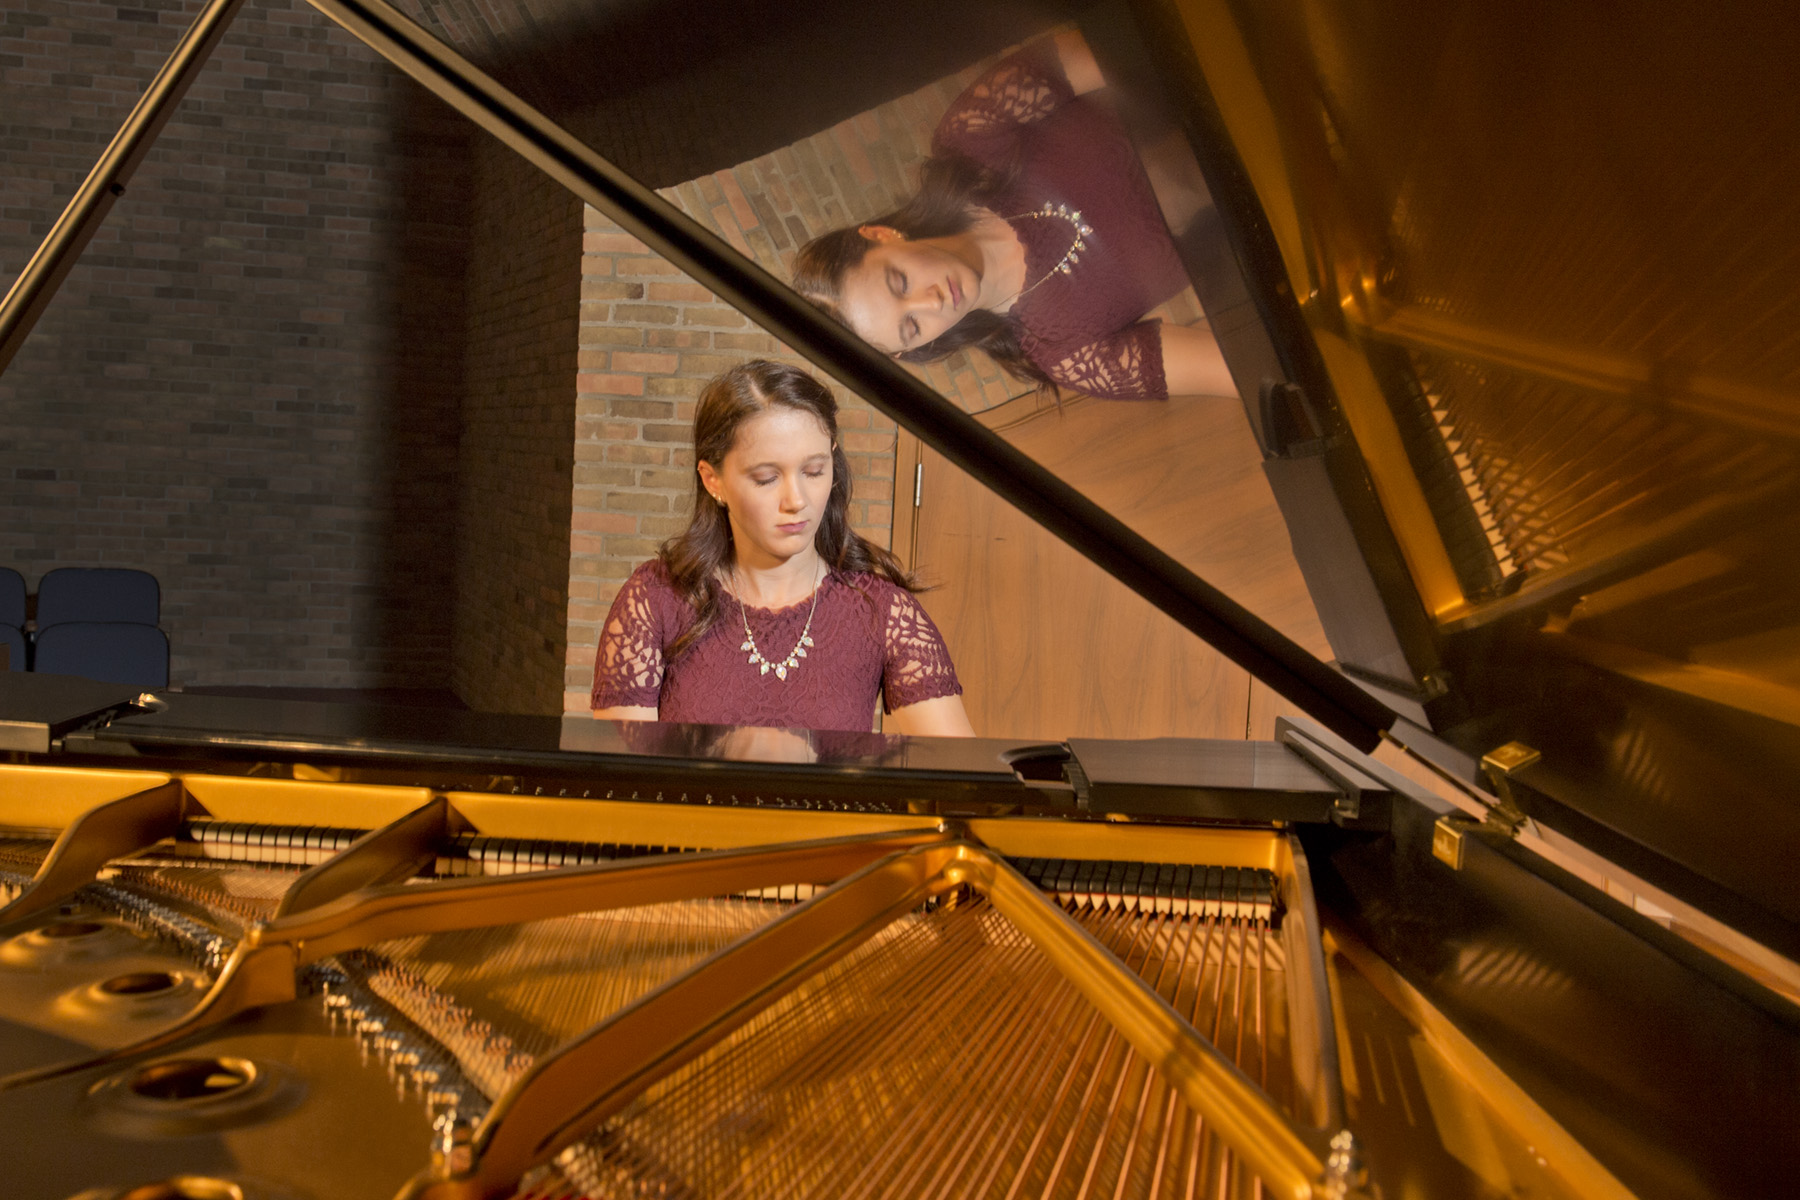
top-left (1123, 0), bottom-right (1800, 967)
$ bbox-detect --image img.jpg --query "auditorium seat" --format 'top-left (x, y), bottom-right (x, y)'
top-left (1, 568), bottom-right (25, 671)
top-left (35, 567), bottom-right (160, 626)
top-left (32, 622), bottom-right (169, 689)
top-left (31, 568), bottom-right (168, 687)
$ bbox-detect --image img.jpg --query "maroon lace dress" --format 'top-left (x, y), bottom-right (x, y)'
top-left (590, 560), bottom-right (963, 732)
top-left (935, 41), bottom-right (1190, 399)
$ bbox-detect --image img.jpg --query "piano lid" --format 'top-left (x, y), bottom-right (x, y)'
top-left (3, 0), bottom-right (1794, 951)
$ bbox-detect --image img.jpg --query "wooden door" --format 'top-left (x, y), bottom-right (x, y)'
top-left (892, 391), bottom-right (1329, 742)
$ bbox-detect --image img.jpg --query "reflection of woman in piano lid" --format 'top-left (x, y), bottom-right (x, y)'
top-left (591, 360), bottom-right (976, 736)
top-left (793, 31), bottom-right (1233, 401)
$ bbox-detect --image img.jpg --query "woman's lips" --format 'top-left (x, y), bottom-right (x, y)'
top-left (777, 521), bottom-right (809, 534)
top-left (948, 276), bottom-right (964, 309)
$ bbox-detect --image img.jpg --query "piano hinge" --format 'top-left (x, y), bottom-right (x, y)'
top-left (1278, 726), bottom-right (1362, 823)
top-left (1436, 741), bottom-right (1540, 869)
top-left (1479, 741), bottom-right (1539, 836)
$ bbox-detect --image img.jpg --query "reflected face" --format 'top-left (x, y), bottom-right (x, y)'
top-left (836, 228), bottom-right (982, 354)
top-left (699, 407), bottom-right (835, 568)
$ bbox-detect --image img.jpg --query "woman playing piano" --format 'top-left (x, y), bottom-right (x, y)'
top-left (591, 360), bottom-right (975, 736)
top-left (792, 30), bottom-right (1233, 401)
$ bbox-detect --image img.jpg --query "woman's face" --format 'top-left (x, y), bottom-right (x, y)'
top-left (836, 226), bottom-right (983, 355)
top-left (699, 406), bottom-right (835, 569)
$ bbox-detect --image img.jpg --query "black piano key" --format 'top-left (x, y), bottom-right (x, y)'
top-left (1155, 863), bottom-right (1176, 913)
top-left (1073, 860), bottom-right (1100, 906)
top-left (1091, 860), bottom-right (1117, 907)
top-left (1120, 861), bottom-right (1143, 912)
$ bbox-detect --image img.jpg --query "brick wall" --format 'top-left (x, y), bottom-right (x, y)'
top-left (0, 0), bottom-right (468, 687)
top-left (562, 61), bottom-right (1033, 712)
top-left (450, 135), bottom-right (581, 713)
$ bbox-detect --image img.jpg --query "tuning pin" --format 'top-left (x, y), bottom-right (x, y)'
top-left (433, 1109), bottom-right (475, 1175)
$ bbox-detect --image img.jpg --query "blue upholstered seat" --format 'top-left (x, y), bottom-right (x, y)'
top-left (36, 572), bottom-right (159, 629)
top-left (32, 622), bottom-right (169, 688)
top-left (0, 567), bottom-right (24, 629)
top-left (35, 567), bottom-right (160, 626)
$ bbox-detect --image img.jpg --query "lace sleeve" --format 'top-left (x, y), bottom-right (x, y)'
top-left (1040, 320), bottom-right (1168, 400)
top-left (932, 40), bottom-right (1076, 161)
top-left (590, 562), bottom-right (668, 710)
top-left (880, 587), bottom-right (964, 712)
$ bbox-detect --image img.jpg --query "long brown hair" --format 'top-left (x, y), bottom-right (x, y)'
top-left (792, 156), bottom-right (1057, 391)
top-left (661, 360), bottom-right (917, 659)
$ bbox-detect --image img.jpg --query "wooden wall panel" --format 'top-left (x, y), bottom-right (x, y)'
top-left (897, 390), bottom-right (1328, 742)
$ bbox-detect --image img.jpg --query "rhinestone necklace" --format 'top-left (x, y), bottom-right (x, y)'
top-left (1005, 202), bottom-right (1093, 302)
top-left (736, 563), bottom-right (822, 681)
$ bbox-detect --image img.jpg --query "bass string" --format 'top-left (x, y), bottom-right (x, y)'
top-left (1013, 905), bottom-right (1169, 1199)
top-left (584, 903), bottom-right (1008, 1197)
top-left (535, 877), bottom-right (1291, 1199)
top-left (594, 897), bottom-right (1284, 1200)
top-left (1075, 904), bottom-right (1287, 1199)
top-left (645, 907), bottom-right (993, 1195)
top-left (373, 895), bottom-right (783, 1066)
top-left (103, 861), bottom-right (299, 936)
top-left (807, 903), bottom-right (1065, 1200)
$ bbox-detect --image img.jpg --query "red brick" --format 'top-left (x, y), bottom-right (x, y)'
top-left (577, 373), bottom-right (646, 396)
top-left (717, 169), bottom-right (759, 230)
top-left (571, 511), bottom-right (637, 533)
top-left (610, 351), bottom-right (679, 374)
top-left (584, 231), bottom-right (647, 253)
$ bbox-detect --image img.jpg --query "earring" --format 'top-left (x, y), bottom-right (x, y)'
top-left (714, 494), bottom-right (726, 508)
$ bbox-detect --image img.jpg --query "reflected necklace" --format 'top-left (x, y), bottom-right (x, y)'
top-left (736, 563), bottom-right (821, 681)
top-left (1005, 202), bottom-right (1094, 301)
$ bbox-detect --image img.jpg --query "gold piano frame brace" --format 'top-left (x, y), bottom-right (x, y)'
top-left (0, 0), bottom-right (1395, 752)
top-left (0, 763), bottom-right (1345, 1200)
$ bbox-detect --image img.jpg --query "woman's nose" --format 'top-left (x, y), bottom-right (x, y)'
top-left (902, 284), bottom-right (943, 313)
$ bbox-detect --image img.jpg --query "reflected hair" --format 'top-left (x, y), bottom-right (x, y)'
top-left (792, 155), bottom-right (1056, 391)
top-left (661, 360), bottom-right (918, 660)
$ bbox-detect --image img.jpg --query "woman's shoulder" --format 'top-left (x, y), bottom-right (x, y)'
top-left (614, 557), bottom-right (692, 620)
top-left (616, 557), bottom-right (677, 600)
top-left (931, 39), bottom-right (1074, 158)
top-left (832, 568), bottom-right (906, 597)
top-left (830, 570), bottom-right (924, 620)
top-left (627, 557), bottom-right (674, 587)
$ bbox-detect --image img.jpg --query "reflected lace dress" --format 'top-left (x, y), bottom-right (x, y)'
top-left (935, 40), bottom-right (1190, 398)
top-left (590, 560), bottom-right (963, 732)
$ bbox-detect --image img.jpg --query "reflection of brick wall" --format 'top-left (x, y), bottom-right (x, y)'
top-left (0, 0), bottom-right (466, 688)
top-left (563, 62), bottom-right (1029, 712)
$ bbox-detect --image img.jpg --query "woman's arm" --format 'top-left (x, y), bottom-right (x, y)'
top-left (1052, 29), bottom-right (1105, 97)
top-left (592, 705), bottom-right (658, 722)
top-left (1158, 322), bottom-right (1237, 397)
top-left (589, 563), bottom-right (669, 716)
top-left (888, 693), bottom-right (977, 737)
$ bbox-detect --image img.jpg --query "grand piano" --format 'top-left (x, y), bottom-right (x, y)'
top-left (1, 1), bottom-right (1796, 1198)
